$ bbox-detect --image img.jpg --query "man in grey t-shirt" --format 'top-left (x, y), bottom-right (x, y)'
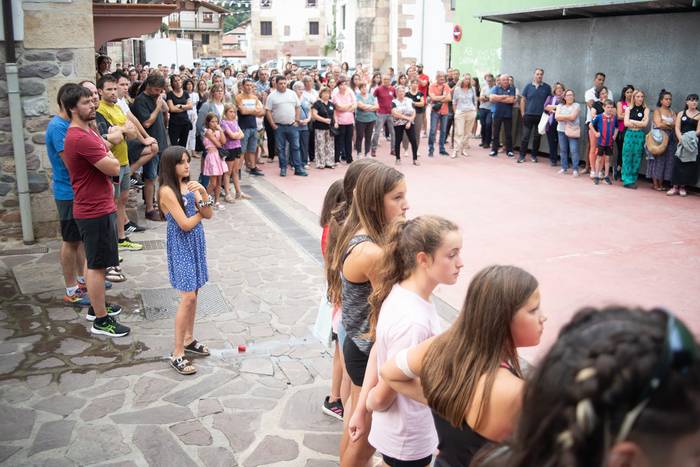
top-left (265, 76), bottom-right (305, 177)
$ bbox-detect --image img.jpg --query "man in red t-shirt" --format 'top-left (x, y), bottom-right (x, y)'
top-left (417, 64), bottom-right (430, 137)
top-left (371, 75), bottom-right (396, 156)
top-left (428, 71), bottom-right (452, 156)
top-left (61, 84), bottom-right (130, 338)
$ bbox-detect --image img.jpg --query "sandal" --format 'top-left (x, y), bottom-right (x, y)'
top-left (105, 266), bottom-right (127, 282)
top-left (184, 339), bottom-right (210, 356)
top-left (170, 355), bottom-right (196, 375)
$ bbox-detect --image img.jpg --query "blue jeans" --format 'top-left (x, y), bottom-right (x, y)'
top-left (558, 131), bottom-right (579, 171)
top-left (275, 124), bottom-right (302, 172)
top-left (479, 108), bottom-right (493, 146)
top-left (429, 112), bottom-right (448, 154)
top-left (297, 128), bottom-right (309, 166)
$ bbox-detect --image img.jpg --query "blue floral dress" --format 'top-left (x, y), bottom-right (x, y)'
top-left (166, 190), bottom-right (208, 292)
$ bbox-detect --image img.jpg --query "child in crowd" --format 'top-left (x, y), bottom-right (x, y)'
top-left (158, 146), bottom-right (213, 375)
top-left (472, 306), bottom-right (699, 467)
top-left (318, 179), bottom-right (348, 420)
top-left (220, 104), bottom-right (250, 202)
top-left (329, 163), bottom-right (409, 466)
top-left (361, 216), bottom-right (464, 467)
top-left (591, 99), bottom-right (618, 185)
top-left (202, 113), bottom-right (228, 209)
top-left (256, 115), bottom-right (267, 162)
top-left (380, 265), bottom-right (546, 467)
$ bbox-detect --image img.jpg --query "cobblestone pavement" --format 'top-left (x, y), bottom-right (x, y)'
top-left (0, 178), bottom-right (344, 466)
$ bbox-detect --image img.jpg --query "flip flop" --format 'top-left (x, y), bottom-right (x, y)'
top-left (184, 339), bottom-right (210, 356)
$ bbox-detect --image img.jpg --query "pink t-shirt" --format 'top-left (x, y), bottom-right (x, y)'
top-left (332, 89), bottom-right (356, 125)
top-left (368, 284), bottom-right (441, 461)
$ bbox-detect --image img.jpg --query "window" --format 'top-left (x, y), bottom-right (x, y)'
top-left (202, 33), bottom-right (210, 45)
top-left (284, 25), bottom-right (290, 36)
top-left (309, 21), bottom-right (319, 35)
top-left (306, 0), bottom-right (316, 6)
top-left (203, 12), bottom-right (213, 23)
top-left (261, 0), bottom-right (271, 8)
top-left (341, 5), bottom-right (346, 30)
top-left (260, 21), bottom-right (272, 36)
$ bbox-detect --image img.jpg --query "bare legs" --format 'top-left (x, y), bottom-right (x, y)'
top-left (173, 290), bottom-right (198, 358)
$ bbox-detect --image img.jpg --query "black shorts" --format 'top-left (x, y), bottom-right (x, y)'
top-left (75, 212), bottom-right (119, 270)
top-left (382, 454), bottom-right (433, 467)
top-left (224, 147), bottom-right (242, 161)
top-left (55, 199), bottom-right (81, 242)
top-left (343, 337), bottom-right (370, 387)
top-left (597, 145), bottom-right (613, 156)
top-left (127, 139), bottom-right (146, 165)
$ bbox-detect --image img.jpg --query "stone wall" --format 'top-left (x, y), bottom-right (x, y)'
top-left (0, 0), bottom-right (95, 241)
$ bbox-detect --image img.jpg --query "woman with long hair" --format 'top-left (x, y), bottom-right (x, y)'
top-left (615, 84), bottom-right (634, 179)
top-left (158, 146), bottom-right (213, 375)
top-left (473, 306), bottom-right (699, 467)
top-left (328, 163), bottom-right (409, 466)
top-left (380, 265), bottom-right (545, 467)
top-left (646, 90), bottom-right (676, 191)
top-left (166, 75), bottom-right (193, 148)
top-left (621, 90), bottom-right (650, 189)
top-left (362, 216), bottom-right (463, 467)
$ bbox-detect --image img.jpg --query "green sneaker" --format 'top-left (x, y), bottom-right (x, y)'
top-left (86, 304), bottom-right (122, 322)
top-left (118, 237), bottom-right (143, 251)
top-left (91, 315), bottom-right (130, 338)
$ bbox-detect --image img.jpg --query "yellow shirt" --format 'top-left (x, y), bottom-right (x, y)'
top-left (97, 100), bottom-right (128, 166)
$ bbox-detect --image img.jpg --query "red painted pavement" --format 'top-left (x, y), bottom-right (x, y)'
top-left (256, 135), bottom-right (700, 361)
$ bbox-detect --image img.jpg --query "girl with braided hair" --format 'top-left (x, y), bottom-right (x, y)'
top-left (380, 265), bottom-right (545, 467)
top-left (350, 215), bottom-right (463, 467)
top-left (473, 306), bottom-right (700, 467)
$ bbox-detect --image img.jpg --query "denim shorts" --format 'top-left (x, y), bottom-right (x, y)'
top-left (241, 127), bottom-right (258, 153)
top-left (143, 153), bottom-right (160, 180)
top-left (113, 165), bottom-right (131, 197)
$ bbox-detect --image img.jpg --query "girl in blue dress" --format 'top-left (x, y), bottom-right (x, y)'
top-left (158, 145), bottom-right (214, 375)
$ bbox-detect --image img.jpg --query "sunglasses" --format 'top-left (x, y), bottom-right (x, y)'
top-left (614, 310), bottom-right (698, 444)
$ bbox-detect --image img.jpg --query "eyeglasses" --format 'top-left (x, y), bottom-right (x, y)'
top-left (614, 310), bottom-right (698, 444)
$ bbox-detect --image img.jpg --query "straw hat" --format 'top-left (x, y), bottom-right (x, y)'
top-left (645, 128), bottom-right (669, 156)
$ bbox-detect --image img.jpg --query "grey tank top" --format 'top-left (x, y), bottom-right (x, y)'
top-left (340, 235), bottom-right (374, 354)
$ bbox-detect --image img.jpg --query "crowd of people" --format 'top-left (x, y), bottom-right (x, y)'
top-left (42, 54), bottom-right (699, 466)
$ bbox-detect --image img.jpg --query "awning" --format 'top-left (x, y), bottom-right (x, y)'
top-left (476, 0), bottom-right (699, 24)
top-left (93, 2), bottom-right (178, 48)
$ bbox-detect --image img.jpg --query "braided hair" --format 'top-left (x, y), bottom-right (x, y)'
top-left (474, 306), bottom-right (700, 467)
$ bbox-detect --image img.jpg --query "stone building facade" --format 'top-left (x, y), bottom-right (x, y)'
top-left (0, 0), bottom-right (95, 241)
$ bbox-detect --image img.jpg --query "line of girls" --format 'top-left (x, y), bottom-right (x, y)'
top-left (319, 159), bottom-right (699, 467)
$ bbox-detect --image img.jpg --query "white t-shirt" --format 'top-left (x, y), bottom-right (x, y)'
top-left (584, 86), bottom-right (597, 122)
top-left (368, 284), bottom-right (441, 461)
top-left (117, 97), bottom-right (131, 116)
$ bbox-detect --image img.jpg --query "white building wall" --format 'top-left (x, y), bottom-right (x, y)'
top-left (334, 0), bottom-right (357, 66)
top-left (401, 0), bottom-right (452, 76)
top-left (175, 9), bottom-right (221, 31)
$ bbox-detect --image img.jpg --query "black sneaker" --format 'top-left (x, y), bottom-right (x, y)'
top-left (322, 396), bottom-right (344, 421)
top-left (531, 156), bottom-right (538, 163)
top-left (604, 176), bottom-right (612, 185)
top-left (125, 221), bottom-right (146, 233)
top-left (86, 303), bottom-right (123, 322)
top-left (507, 152), bottom-right (515, 158)
top-left (517, 157), bottom-right (526, 163)
top-left (250, 168), bottom-right (265, 177)
top-left (91, 315), bottom-right (130, 337)
top-left (594, 177), bottom-right (600, 185)
top-left (489, 151), bottom-right (497, 157)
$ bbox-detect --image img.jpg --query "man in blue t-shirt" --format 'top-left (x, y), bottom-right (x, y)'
top-left (489, 74), bottom-right (516, 157)
top-left (46, 83), bottom-right (89, 306)
top-left (519, 68), bottom-right (552, 163)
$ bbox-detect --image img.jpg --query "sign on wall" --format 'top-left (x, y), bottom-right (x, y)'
top-left (453, 24), bottom-right (462, 42)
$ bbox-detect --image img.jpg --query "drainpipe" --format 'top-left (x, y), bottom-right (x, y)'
top-left (2, 0), bottom-right (35, 244)
top-left (419, 0), bottom-right (425, 64)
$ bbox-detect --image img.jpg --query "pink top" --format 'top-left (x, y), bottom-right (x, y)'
top-left (619, 101), bottom-right (630, 132)
top-left (221, 119), bottom-right (242, 150)
top-left (368, 284), bottom-right (441, 460)
top-left (332, 89), bottom-right (356, 125)
top-left (203, 129), bottom-right (222, 152)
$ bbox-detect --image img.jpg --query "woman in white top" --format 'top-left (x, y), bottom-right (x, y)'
top-left (451, 74), bottom-right (478, 158)
top-left (391, 86), bottom-right (419, 165)
top-left (555, 89), bottom-right (582, 176)
top-left (351, 215), bottom-right (463, 467)
top-left (184, 79), bottom-right (198, 158)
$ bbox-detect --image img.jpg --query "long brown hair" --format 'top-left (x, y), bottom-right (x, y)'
top-left (422, 265), bottom-right (538, 428)
top-left (320, 179), bottom-right (345, 228)
top-left (324, 159), bottom-right (380, 303)
top-left (367, 216), bottom-right (458, 340)
top-left (326, 163), bottom-right (404, 306)
top-left (158, 145), bottom-right (190, 219)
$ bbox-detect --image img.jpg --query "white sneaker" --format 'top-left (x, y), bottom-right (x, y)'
top-left (573, 170), bottom-right (580, 177)
top-left (589, 171), bottom-right (596, 179)
top-left (215, 202), bottom-right (225, 211)
top-left (558, 168), bottom-right (567, 174)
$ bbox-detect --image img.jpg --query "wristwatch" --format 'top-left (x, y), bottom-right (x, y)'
top-left (197, 195), bottom-right (214, 209)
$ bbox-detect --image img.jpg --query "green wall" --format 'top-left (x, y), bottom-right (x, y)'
top-left (451, 0), bottom-right (582, 77)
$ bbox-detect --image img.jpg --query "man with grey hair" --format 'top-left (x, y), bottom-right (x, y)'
top-left (371, 74), bottom-right (397, 156)
top-left (489, 73), bottom-right (516, 157)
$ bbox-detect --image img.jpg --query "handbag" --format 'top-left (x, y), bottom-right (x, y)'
top-left (537, 112), bottom-right (549, 135)
top-left (564, 121), bottom-right (580, 139)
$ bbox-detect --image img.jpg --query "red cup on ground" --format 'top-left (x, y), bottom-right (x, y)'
top-left (238, 344), bottom-right (246, 353)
